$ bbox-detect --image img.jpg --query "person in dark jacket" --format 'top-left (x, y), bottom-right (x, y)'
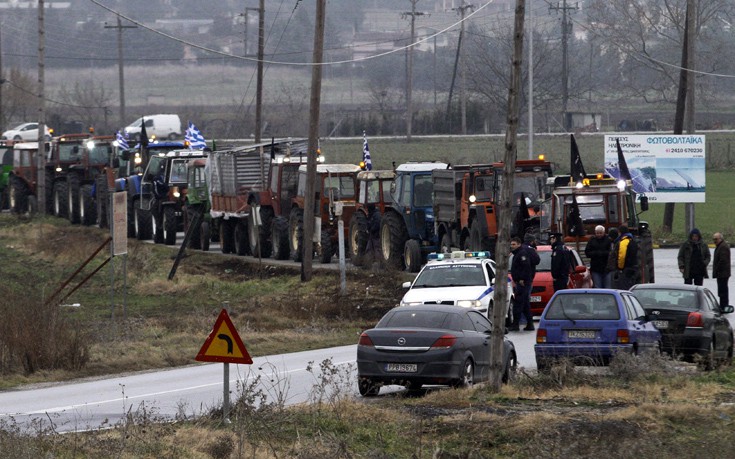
top-left (611, 225), bottom-right (638, 290)
top-left (585, 225), bottom-right (612, 288)
top-left (712, 232), bottom-right (730, 306)
top-left (677, 228), bottom-right (710, 286)
top-left (510, 237), bottom-right (537, 331)
top-left (550, 233), bottom-right (571, 292)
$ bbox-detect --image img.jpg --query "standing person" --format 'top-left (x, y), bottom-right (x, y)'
top-left (677, 228), bottom-right (710, 286)
top-left (612, 224), bottom-right (638, 290)
top-left (510, 237), bottom-right (536, 331)
top-left (549, 233), bottom-right (571, 293)
top-left (712, 232), bottom-right (730, 307)
top-left (585, 225), bottom-right (613, 288)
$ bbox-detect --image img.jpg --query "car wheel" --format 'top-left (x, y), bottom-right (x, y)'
top-left (503, 351), bottom-right (518, 384)
top-left (358, 378), bottom-right (379, 397)
top-left (454, 358), bottom-right (474, 388)
top-left (703, 339), bottom-right (716, 371)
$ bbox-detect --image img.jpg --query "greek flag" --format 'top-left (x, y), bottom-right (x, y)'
top-left (362, 131), bottom-right (372, 171)
top-left (115, 130), bottom-right (129, 150)
top-left (185, 121), bottom-right (207, 150)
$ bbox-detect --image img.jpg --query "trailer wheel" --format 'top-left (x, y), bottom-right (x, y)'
top-left (404, 239), bottom-right (422, 273)
top-left (318, 230), bottom-right (334, 264)
top-left (200, 221), bottom-right (211, 251)
top-left (67, 174), bottom-right (81, 224)
top-left (220, 219), bottom-right (235, 254)
top-left (349, 211), bottom-right (368, 267)
top-left (134, 203), bottom-right (153, 240)
top-left (53, 181), bottom-right (68, 218)
top-left (380, 212), bottom-right (408, 270)
top-left (80, 184), bottom-right (96, 226)
top-left (234, 219), bottom-right (249, 256)
top-left (271, 216), bottom-right (290, 260)
top-left (289, 208), bottom-right (304, 262)
top-left (163, 206), bottom-right (178, 245)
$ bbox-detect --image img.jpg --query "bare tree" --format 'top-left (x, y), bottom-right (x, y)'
top-left (54, 81), bottom-right (114, 132)
top-left (585, 0), bottom-right (735, 105)
top-left (2, 68), bottom-right (38, 125)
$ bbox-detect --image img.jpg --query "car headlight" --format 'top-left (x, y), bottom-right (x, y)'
top-left (456, 300), bottom-right (482, 308)
top-left (400, 301), bottom-right (424, 307)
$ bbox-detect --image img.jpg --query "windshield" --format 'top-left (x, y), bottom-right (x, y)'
top-left (632, 289), bottom-right (699, 311)
top-left (58, 143), bottom-right (82, 162)
top-left (323, 175), bottom-right (355, 199)
top-left (413, 174), bottom-right (433, 207)
top-left (88, 143), bottom-right (112, 165)
top-left (413, 263), bottom-right (486, 288)
top-left (473, 175), bottom-right (495, 201)
top-left (545, 294), bottom-right (620, 320)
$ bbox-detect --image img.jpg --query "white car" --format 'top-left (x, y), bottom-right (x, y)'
top-left (400, 251), bottom-right (515, 325)
top-left (1, 122), bottom-right (51, 141)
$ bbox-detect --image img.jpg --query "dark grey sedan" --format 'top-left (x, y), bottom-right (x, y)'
top-left (630, 284), bottom-right (734, 369)
top-left (356, 304), bottom-right (517, 396)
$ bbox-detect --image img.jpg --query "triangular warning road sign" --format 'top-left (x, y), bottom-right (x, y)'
top-left (196, 309), bottom-right (253, 364)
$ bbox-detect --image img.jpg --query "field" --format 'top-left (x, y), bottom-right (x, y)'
top-left (2, 210), bottom-right (735, 456)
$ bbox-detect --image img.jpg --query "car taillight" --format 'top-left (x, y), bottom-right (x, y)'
top-left (536, 328), bottom-right (547, 343)
top-left (431, 334), bottom-right (457, 349)
top-left (358, 333), bottom-right (374, 347)
top-left (617, 329), bottom-right (630, 344)
top-left (686, 312), bottom-right (704, 328)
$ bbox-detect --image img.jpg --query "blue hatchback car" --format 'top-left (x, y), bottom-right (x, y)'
top-left (535, 289), bottom-right (661, 372)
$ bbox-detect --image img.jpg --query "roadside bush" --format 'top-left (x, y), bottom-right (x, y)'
top-left (0, 289), bottom-right (89, 375)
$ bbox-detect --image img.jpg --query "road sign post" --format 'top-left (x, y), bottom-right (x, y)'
top-left (195, 308), bottom-right (253, 422)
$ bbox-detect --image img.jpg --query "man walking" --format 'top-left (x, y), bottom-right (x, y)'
top-left (611, 225), bottom-right (638, 290)
top-left (585, 225), bottom-right (612, 288)
top-left (712, 232), bottom-right (730, 307)
top-left (677, 228), bottom-right (710, 286)
top-left (510, 237), bottom-right (537, 331)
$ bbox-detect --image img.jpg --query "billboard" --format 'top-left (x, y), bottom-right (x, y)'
top-left (603, 134), bottom-right (705, 203)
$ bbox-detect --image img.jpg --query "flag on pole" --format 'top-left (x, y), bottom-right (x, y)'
top-left (115, 130), bottom-right (129, 150)
top-left (615, 138), bottom-right (632, 182)
top-left (362, 131), bottom-right (372, 170)
top-left (570, 134), bottom-right (586, 184)
top-left (185, 121), bottom-right (207, 150)
top-left (140, 118), bottom-right (149, 148)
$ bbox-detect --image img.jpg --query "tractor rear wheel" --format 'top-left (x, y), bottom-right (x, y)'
top-left (380, 212), bottom-right (408, 270)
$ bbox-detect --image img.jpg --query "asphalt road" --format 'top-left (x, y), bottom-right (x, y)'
top-left (1, 248), bottom-right (732, 433)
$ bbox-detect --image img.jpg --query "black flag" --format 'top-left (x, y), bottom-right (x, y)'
top-left (570, 134), bottom-right (586, 184)
top-left (616, 138), bottom-right (632, 182)
top-left (567, 195), bottom-right (586, 237)
top-left (140, 118), bottom-right (149, 148)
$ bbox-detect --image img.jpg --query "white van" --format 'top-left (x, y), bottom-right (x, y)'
top-left (124, 114), bottom-right (182, 141)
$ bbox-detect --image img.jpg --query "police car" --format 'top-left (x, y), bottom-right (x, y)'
top-left (400, 251), bottom-right (515, 324)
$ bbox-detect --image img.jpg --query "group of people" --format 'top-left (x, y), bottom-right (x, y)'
top-left (509, 225), bottom-right (733, 332)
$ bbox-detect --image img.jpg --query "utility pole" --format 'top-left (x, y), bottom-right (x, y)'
top-left (453, 1), bottom-right (473, 135)
top-left (0, 28), bottom-right (4, 129)
top-left (550, 0), bottom-right (577, 131)
top-left (105, 14), bottom-right (136, 127)
top-left (684, 0), bottom-right (696, 234)
top-left (527, 1), bottom-right (533, 159)
top-left (37, 0), bottom-right (46, 215)
top-left (490, 0), bottom-right (526, 393)
top-left (254, 0), bottom-right (264, 143)
top-left (301, 0), bottom-right (326, 282)
top-left (402, 1), bottom-right (425, 141)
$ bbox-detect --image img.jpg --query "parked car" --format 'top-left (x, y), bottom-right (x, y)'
top-left (357, 304), bottom-right (517, 396)
top-left (1, 122), bottom-right (51, 141)
top-left (535, 289), bottom-right (661, 372)
top-left (529, 245), bottom-right (593, 316)
top-left (400, 251), bottom-right (514, 325)
top-left (630, 284), bottom-right (734, 369)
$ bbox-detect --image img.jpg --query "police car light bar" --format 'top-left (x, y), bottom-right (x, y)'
top-left (427, 251), bottom-right (491, 261)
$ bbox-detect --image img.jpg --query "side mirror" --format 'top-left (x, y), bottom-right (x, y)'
top-left (723, 305), bottom-right (734, 314)
top-left (402, 281), bottom-right (412, 289)
top-left (639, 195), bottom-right (649, 212)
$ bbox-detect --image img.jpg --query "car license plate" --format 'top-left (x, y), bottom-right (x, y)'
top-left (652, 320), bottom-right (669, 329)
top-left (567, 330), bottom-right (595, 339)
top-left (530, 296), bottom-right (542, 303)
top-left (385, 363), bottom-right (417, 373)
